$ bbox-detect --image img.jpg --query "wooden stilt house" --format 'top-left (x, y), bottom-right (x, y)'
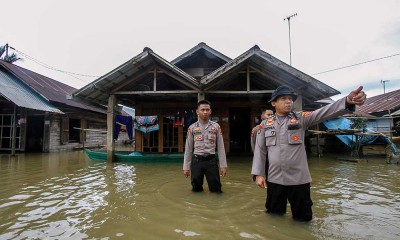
top-left (71, 42), bottom-right (340, 161)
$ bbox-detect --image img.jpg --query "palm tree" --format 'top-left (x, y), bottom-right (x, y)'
top-left (0, 44), bottom-right (22, 63)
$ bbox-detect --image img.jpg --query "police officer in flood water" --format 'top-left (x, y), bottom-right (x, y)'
top-left (183, 100), bottom-right (227, 193)
top-left (252, 85), bottom-right (366, 221)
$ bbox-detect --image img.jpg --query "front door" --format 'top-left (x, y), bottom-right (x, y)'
top-left (229, 107), bottom-right (251, 153)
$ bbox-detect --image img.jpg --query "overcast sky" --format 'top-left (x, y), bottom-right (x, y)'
top-left (1, 0), bottom-right (399, 100)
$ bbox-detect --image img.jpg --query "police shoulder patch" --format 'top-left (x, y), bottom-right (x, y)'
top-left (301, 111), bottom-right (312, 117)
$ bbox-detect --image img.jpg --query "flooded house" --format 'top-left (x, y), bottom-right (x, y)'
top-left (71, 42), bottom-right (342, 160)
top-left (356, 88), bottom-right (400, 136)
top-left (0, 60), bottom-right (107, 153)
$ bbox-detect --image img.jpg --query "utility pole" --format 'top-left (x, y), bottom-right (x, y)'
top-left (284, 13), bottom-right (297, 65)
top-left (381, 80), bottom-right (392, 140)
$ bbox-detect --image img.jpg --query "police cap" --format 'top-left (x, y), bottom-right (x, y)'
top-left (269, 85), bottom-right (297, 102)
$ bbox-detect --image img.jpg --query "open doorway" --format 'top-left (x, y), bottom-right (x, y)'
top-left (229, 107), bottom-right (251, 154)
top-left (26, 115), bottom-right (44, 152)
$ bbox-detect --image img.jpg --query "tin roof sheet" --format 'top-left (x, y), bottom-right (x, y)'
top-left (0, 69), bottom-right (63, 113)
top-left (0, 60), bottom-right (105, 113)
top-left (356, 89), bottom-right (400, 115)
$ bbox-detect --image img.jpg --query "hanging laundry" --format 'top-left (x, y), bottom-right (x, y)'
top-left (114, 115), bottom-right (133, 140)
top-left (184, 110), bottom-right (197, 127)
top-left (134, 116), bottom-right (159, 133)
top-left (173, 112), bottom-right (183, 128)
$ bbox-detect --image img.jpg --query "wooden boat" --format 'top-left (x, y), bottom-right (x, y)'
top-left (84, 148), bottom-right (184, 162)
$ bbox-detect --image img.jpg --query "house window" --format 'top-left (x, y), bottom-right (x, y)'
top-left (0, 114), bottom-right (21, 150)
top-left (69, 118), bottom-right (81, 143)
top-left (61, 117), bottom-right (84, 144)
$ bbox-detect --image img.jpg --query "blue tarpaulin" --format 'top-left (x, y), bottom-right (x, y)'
top-left (323, 118), bottom-right (398, 155)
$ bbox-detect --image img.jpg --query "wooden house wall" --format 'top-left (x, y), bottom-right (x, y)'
top-left (48, 114), bottom-right (106, 152)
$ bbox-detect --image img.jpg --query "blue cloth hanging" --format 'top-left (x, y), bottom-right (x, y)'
top-left (114, 115), bottom-right (133, 140)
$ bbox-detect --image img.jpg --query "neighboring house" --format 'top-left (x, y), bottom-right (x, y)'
top-left (71, 42), bottom-right (342, 155)
top-left (0, 60), bottom-right (107, 152)
top-left (356, 89), bottom-right (400, 136)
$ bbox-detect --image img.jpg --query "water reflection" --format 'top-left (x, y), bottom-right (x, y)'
top-left (0, 152), bottom-right (399, 239)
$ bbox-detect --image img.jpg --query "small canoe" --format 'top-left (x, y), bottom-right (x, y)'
top-left (84, 148), bottom-right (184, 162)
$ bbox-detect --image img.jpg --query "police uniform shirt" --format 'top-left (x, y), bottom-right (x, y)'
top-left (251, 97), bottom-right (354, 186)
top-left (183, 121), bottom-right (227, 171)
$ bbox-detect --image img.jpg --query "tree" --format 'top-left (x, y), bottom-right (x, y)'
top-left (0, 44), bottom-right (22, 63)
top-left (349, 117), bottom-right (368, 158)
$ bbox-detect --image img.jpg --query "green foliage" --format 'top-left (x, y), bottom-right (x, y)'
top-left (349, 118), bottom-right (367, 131)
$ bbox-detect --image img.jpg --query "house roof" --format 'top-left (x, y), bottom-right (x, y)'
top-left (71, 47), bottom-right (200, 106)
top-left (0, 60), bottom-right (105, 114)
top-left (385, 108), bottom-right (400, 117)
top-left (71, 43), bottom-right (341, 108)
top-left (200, 45), bottom-right (340, 104)
top-left (356, 89), bottom-right (400, 116)
top-left (171, 42), bottom-right (231, 66)
top-left (0, 67), bottom-right (63, 114)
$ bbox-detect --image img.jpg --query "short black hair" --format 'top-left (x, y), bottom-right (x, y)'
top-left (197, 100), bottom-right (211, 108)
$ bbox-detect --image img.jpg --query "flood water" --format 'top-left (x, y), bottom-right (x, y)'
top-left (0, 151), bottom-right (399, 240)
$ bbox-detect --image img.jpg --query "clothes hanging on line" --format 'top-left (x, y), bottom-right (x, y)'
top-left (114, 115), bottom-right (133, 140)
top-left (134, 116), bottom-right (159, 133)
top-left (184, 110), bottom-right (197, 127)
top-left (173, 112), bottom-right (183, 128)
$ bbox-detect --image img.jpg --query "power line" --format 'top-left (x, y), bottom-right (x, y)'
top-left (9, 46), bottom-right (100, 81)
top-left (312, 53), bottom-right (400, 76)
top-left (7, 45), bottom-right (400, 81)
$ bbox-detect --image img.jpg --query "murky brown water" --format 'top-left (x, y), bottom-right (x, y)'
top-left (0, 151), bottom-right (399, 240)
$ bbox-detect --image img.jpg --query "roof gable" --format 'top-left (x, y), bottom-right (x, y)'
top-left (72, 48), bottom-right (200, 106)
top-left (171, 42), bottom-right (231, 79)
top-left (200, 45), bottom-right (340, 105)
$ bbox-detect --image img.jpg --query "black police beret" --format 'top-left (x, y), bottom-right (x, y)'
top-left (269, 85), bottom-right (298, 102)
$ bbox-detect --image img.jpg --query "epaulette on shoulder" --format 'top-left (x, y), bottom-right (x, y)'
top-left (210, 120), bottom-right (221, 128)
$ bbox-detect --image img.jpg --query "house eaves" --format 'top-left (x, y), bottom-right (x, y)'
top-left (71, 47), bottom-right (199, 106)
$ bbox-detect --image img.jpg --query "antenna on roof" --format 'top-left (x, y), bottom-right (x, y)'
top-left (284, 13), bottom-right (297, 66)
top-left (381, 80), bottom-right (392, 140)
top-left (380, 80), bottom-right (390, 94)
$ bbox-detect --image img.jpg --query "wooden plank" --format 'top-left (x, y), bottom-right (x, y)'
top-left (158, 117), bottom-right (163, 152)
top-left (107, 95), bottom-right (116, 163)
top-left (178, 126), bottom-right (183, 152)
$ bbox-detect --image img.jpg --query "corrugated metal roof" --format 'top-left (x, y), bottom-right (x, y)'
top-left (0, 69), bottom-right (63, 113)
top-left (357, 89), bottom-right (400, 115)
top-left (0, 60), bottom-right (105, 113)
